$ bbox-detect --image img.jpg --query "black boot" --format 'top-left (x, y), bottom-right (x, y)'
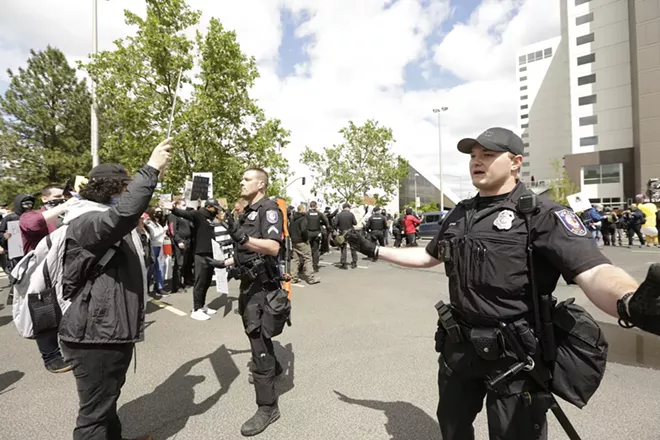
top-left (240, 404), bottom-right (280, 437)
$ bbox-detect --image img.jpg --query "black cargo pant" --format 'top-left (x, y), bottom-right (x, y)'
top-left (370, 230), bottom-right (385, 246)
top-left (437, 329), bottom-right (549, 440)
top-left (309, 231), bottom-right (322, 270)
top-left (239, 281), bottom-right (278, 406)
top-left (61, 341), bottom-right (134, 440)
top-left (193, 252), bottom-right (214, 311)
top-left (339, 231), bottom-right (358, 265)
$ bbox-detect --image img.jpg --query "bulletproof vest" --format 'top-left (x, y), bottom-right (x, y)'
top-left (369, 214), bottom-right (386, 231)
top-left (307, 210), bottom-right (321, 231)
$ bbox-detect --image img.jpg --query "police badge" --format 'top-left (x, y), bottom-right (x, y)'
top-left (247, 211), bottom-right (258, 221)
top-left (493, 210), bottom-right (515, 230)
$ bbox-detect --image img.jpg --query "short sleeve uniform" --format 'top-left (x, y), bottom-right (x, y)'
top-left (236, 197), bottom-right (283, 265)
top-left (423, 183), bottom-right (611, 324)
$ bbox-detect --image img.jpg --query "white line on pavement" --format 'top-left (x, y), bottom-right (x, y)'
top-left (318, 261), bottom-right (369, 269)
top-left (632, 250), bottom-right (660, 254)
top-left (292, 283), bottom-right (305, 288)
top-left (149, 299), bottom-right (187, 316)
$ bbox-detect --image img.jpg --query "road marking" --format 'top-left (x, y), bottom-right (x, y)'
top-left (357, 266), bottom-right (369, 269)
top-left (318, 261), bottom-right (369, 269)
top-left (318, 262), bottom-right (332, 266)
top-left (149, 299), bottom-right (187, 316)
top-left (632, 250), bottom-right (660, 254)
top-left (292, 283), bottom-right (305, 288)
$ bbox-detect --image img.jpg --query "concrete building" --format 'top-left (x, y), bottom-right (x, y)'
top-left (521, 0), bottom-right (660, 208)
top-left (398, 163), bottom-right (459, 213)
top-left (517, 36), bottom-right (572, 182)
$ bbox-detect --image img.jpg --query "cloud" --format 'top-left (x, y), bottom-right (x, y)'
top-left (0, 0), bottom-right (561, 201)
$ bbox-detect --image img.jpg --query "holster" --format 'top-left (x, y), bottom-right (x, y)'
top-left (434, 301), bottom-right (464, 344)
top-left (468, 327), bottom-right (505, 361)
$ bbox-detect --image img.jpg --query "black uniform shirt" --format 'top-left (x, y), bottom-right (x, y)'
top-left (236, 196), bottom-right (283, 265)
top-left (367, 214), bottom-right (387, 232)
top-left (426, 182), bottom-right (610, 324)
top-left (335, 210), bottom-right (357, 231)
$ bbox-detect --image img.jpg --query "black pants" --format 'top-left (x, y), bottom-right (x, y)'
top-left (405, 233), bottom-right (417, 246)
top-left (309, 233), bottom-right (321, 270)
top-left (393, 231), bottom-right (403, 247)
top-left (36, 329), bottom-right (63, 366)
top-left (239, 285), bottom-right (278, 406)
top-left (340, 240), bottom-right (358, 265)
top-left (180, 241), bottom-right (194, 285)
top-left (437, 338), bottom-right (548, 440)
top-left (370, 231), bottom-right (385, 246)
top-left (193, 253), bottom-right (214, 311)
top-left (628, 225), bottom-right (645, 246)
top-left (61, 341), bottom-right (134, 440)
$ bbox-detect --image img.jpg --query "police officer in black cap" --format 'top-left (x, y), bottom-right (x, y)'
top-left (207, 167), bottom-right (288, 437)
top-left (306, 200), bottom-right (330, 272)
top-left (365, 206), bottom-right (387, 261)
top-left (334, 202), bottom-right (358, 269)
top-left (346, 126), bottom-right (660, 440)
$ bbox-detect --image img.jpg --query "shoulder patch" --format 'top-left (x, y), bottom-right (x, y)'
top-left (554, 209), bottom-right (588, 236)
top-left (266, 209), bottom-right (279, 224)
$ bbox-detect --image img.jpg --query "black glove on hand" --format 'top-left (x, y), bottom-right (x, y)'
top-left (204, 256), bottom-right (225, 269)
top-left (345, 230), bottom-right (377, 258)
top-left (225, 210), bottom-right (248, 245)
top-left (618, 263), bottom-right (660, 335)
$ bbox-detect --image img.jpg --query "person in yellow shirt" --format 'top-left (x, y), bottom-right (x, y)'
top-left (637, 194), bottom-right (658, 246)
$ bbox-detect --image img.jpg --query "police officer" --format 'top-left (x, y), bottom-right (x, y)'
top-left (365, 206), bottom-right (387, 252)
top-left (306, 200), bottom-right (330, 272)
top-left (208, 167), bottom-right (287, 437)
top-left (346, 127), bottom-right (660, 439)
top-left (334, 202), bottom-right (357, 269)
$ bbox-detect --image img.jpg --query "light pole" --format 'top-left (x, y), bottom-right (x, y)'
top-left (433, 107), bottom-right (449, 212)
top-left (91, 0), bottom-right (100, 167)
top-left (414, 173), bottom-right (419, 209)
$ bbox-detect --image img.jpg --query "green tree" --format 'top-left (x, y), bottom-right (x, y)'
top-left (548, 158), bottom-right (579, 206)
top-left (300, 120), bottom-right (408, 205)
top-left (0, 46), bottom-right (92, 204)
top-left (83, 0), bottom-right (289, 200)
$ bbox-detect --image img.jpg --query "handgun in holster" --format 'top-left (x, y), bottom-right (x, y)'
top-left (435, 300), bottom-right (464, 343)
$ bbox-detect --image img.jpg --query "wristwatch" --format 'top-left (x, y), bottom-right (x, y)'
top-left (238, 234), bottom-right (249, 245)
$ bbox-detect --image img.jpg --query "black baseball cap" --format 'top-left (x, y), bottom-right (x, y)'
top-left (457, 127), bottom-right (524, 156)
top-left (205, 198), bottom-right (221, 209)
top-left (88, 164), bottom-right (132, 181)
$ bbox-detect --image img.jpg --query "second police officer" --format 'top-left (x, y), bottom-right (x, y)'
top-left (306, 200), bottom-right (330, 272)
top-left (208, 167), bottom-right (290, 437)
top-left (346, 127), bottom-right (660, 440)
top-left (364, 206), bottom-right (387, 261)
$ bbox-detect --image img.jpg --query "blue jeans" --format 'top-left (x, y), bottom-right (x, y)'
top-left (152, 246), bottom-right (164, 291)
top-left (36, 330), bottom-right (63, 365)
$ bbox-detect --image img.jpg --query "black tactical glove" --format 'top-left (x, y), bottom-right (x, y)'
top-left (618, 263), bottom-right (660, 335)
top-left (204, 256), bottom-right (226, 269)
top-left (345, 230), bottom-right (377, 259)
top-left (224, 210), bottom-right (249, 245)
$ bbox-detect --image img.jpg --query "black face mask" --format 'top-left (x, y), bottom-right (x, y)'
top-left (21, 202), bottom-right (35, 211)
top-left (44, 199), bottom-right (66, 210)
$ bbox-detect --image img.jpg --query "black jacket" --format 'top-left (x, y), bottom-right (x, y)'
top-left (171, 207), bottom-right (216, 254)
top-left (290, 212), bottom-right (308, 244)
top-left (58, 165), bottom-right (159, 344)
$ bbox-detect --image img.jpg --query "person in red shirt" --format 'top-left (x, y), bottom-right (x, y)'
top-left (20, 185), bottom-right (78, 253)
top-left (19, 184), bottom-right (79, 374)
top-left (402, 207), bottom-right (421, 246)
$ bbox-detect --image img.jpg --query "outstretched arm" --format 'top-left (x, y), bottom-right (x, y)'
top-left (575, 264), bottom-right (638, 317)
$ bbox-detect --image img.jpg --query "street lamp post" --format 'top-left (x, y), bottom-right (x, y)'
top-left (91, 0), bottom-right (100, 167)
top-left (414, 173), bottom-right (419, 209)
top-left (433, 107), bottom-right (449, 212)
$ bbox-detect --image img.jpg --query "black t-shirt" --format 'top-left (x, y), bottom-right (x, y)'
top-left (425, 183), bottom-right (610, 322)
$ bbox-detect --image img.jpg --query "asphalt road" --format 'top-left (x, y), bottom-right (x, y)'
top-left (1, 245), bottom-right (660, 439)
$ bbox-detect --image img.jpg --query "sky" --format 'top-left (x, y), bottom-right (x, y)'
top-left (0, 0), bottom-right (561, 201)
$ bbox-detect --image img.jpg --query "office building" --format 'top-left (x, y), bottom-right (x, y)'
top-left (398, 163), bottom-right (459, 213)
top-left (516, 36), bottom-right (572, 182)
top-left (521, 0), bottom-right (660, 207)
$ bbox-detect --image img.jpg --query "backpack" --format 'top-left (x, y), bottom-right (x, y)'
top-left (11, 202), bottom-right (115, 339)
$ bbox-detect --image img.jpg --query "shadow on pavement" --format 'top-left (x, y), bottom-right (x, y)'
top-left (0, 315), bottom-right (13, 328)
top-left (145, 301), bottom-right (162, 315)
top-left (334, 391), bottom-right (441, 440)
top-left (118, 345), bottom-right (240, 440)
top-left (0, 370), bottom-right (25, 396)
top-left (207, 293), bottom-right (238, 318)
